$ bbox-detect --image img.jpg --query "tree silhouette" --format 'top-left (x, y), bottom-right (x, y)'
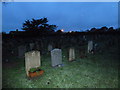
top-left (90, 28), bottom-right (97, 32)
top-left (56, 30), bottom-right (63, 33)
top-left (22, 18), bottom-right (57, 33)
top-left (100, 26), bottom-right (108, 32)
top-left (108, 27), bottom-right (114, 32)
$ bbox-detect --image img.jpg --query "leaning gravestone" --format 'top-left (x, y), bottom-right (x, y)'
top-left (25, 51), bottom-right (41, 77)
top-left (88, 40), bottom-right (93, 53)
top-left (69, 48), bottom-right (75, 61)
top-left (48, 44), bottom-right (53, 52)
top-left (18, 45), bottom-right (26, 58)
top-left (51, 49), bottom-right (62, 67)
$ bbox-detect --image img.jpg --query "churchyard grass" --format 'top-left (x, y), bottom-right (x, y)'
top-left (2, 46), bottom-right (118, 88)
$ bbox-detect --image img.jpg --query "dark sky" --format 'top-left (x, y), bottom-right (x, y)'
top-left (2, 2), bottom-right (118, 33)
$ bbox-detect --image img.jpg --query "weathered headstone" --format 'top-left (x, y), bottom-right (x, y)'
top-left (88, 40), bottom-right (93, 53)
top-left (51, 49), bottom-right (62, 67)
top-left (69, 48), bottom-right (75, 61)
top-left (48, 44), bottom-right (53, 52)
top-left (18, 45), bottom-right (26, 58)
top-left (25, 51), bottom-right (41, 77)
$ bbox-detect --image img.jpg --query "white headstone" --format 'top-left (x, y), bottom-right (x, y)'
top-left (88, 41), bottom-right (93, 53)
top-left (51, 49), bottom-right (62, 67)
top-left (25, 51), bottom-right (41, 77)
top-left (69, 48), bottom-right (75, 61)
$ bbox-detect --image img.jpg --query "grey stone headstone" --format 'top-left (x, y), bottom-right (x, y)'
top-left (51, 49), bottom-right (62, 67)
top-left (48, 44), bottom-right (53, 52)
top-left (25, 51), bottom-right (41, 77)
top-left (88, 41), bottom-right (93, 53)
top-left (83, 35), bottom-right (87, 41)
top-left (29, 43), bottom-right (34, 50)
top-left (18, 45), bottom-right (26, 58)
top-left (69, 48), bottom-right (75, 61)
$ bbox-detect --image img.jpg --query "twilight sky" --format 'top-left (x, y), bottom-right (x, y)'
top-left (2, 2), bottom-right (118, 33)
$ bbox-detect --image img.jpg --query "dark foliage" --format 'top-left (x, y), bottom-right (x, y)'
top-left (22, 18), bottom-right (57, 33)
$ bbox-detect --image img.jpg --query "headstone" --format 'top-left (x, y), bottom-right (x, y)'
top-left (35, 41), bottom-right (40, 50)
top-left (94, 43), bottom-right (98, 50)
top-left (25, 51), bottom-right (41, 77)
top-left (88, 41), bottom-right (93, 53)
top-left (48, 44), bottom-right (53, 52)
top-left (83, 35), bottom-right (86, 40)
top-left (29, 43), bottom-right (34, 50)
top-left (18, 45), bottom-right (26, 58)
top-left (69, 48), bottom-right (75, 61)
top-left (51, 49), bottom-right (62, 67)
top-left (26, 44), bottom-right (30, 52)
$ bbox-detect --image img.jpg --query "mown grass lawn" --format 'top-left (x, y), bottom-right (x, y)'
top-left (2, 46), bottom-right (119, 88)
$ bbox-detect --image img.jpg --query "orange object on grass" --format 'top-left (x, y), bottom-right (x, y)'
top-left (39, 70), bottom-right (44, 75)
top-left (29, 70), bottom-right (44, 78)
top-left (29, 72), bottom-right (37, 77)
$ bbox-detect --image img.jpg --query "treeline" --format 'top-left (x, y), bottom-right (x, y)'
top-left (2, 17), bottom-right (120, 38)
top-left (2, 27), bottom-right (120, 38)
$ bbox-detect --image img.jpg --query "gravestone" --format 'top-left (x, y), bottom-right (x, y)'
top-left (48, 44), bottom-right (53, 52)
top-left (18, 45), bottom-right (26, 58)
top-left (51, 49), bottom-right (62, 67)
top-left (88, 41), bottom-right (93, 53)
top-left (35, 41), bottom-right (40, 50)
top-left (25, 51), bottom-right (41, 77)
top-left (29, 43), bottom-right (34, 50)
top-left (69, 48), bottom-right (75, 61)
top-left (83, 35), bottom-right (86, 40)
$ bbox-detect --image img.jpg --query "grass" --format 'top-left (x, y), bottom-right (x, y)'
top-left (2, 44), bottom-right (119, 88)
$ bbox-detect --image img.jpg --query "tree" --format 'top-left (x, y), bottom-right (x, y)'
top-left (56, 30), bottom-right (63, 33)
top-left (22, 18), bottom-right (57, 32)
top-left (100, 26), bottom-right (108, 32)
top-left (108, 27), bottom-right (114, 32)
top-left (90, 28), bottom-right (97, 32)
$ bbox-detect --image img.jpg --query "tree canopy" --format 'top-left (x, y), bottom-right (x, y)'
top-left (22, 18), bottom-right (57, 33)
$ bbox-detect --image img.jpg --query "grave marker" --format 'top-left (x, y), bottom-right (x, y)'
top-left (18, 45), bottom-right (26, 58)
top-left (48, 44), bottom-right (53, 52)
top-left (29, 43), bottom-right (34, 50)
top-left (69, 48), bottom-right (75, 61)
top-left (25, 51), bottom-right (41, 77)
top-left (88, 40), bottom-right (93, 53)
top-left (51, 49), bottom-right (62, 67)
top-left (35, 41), bottom-right (40, 50)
